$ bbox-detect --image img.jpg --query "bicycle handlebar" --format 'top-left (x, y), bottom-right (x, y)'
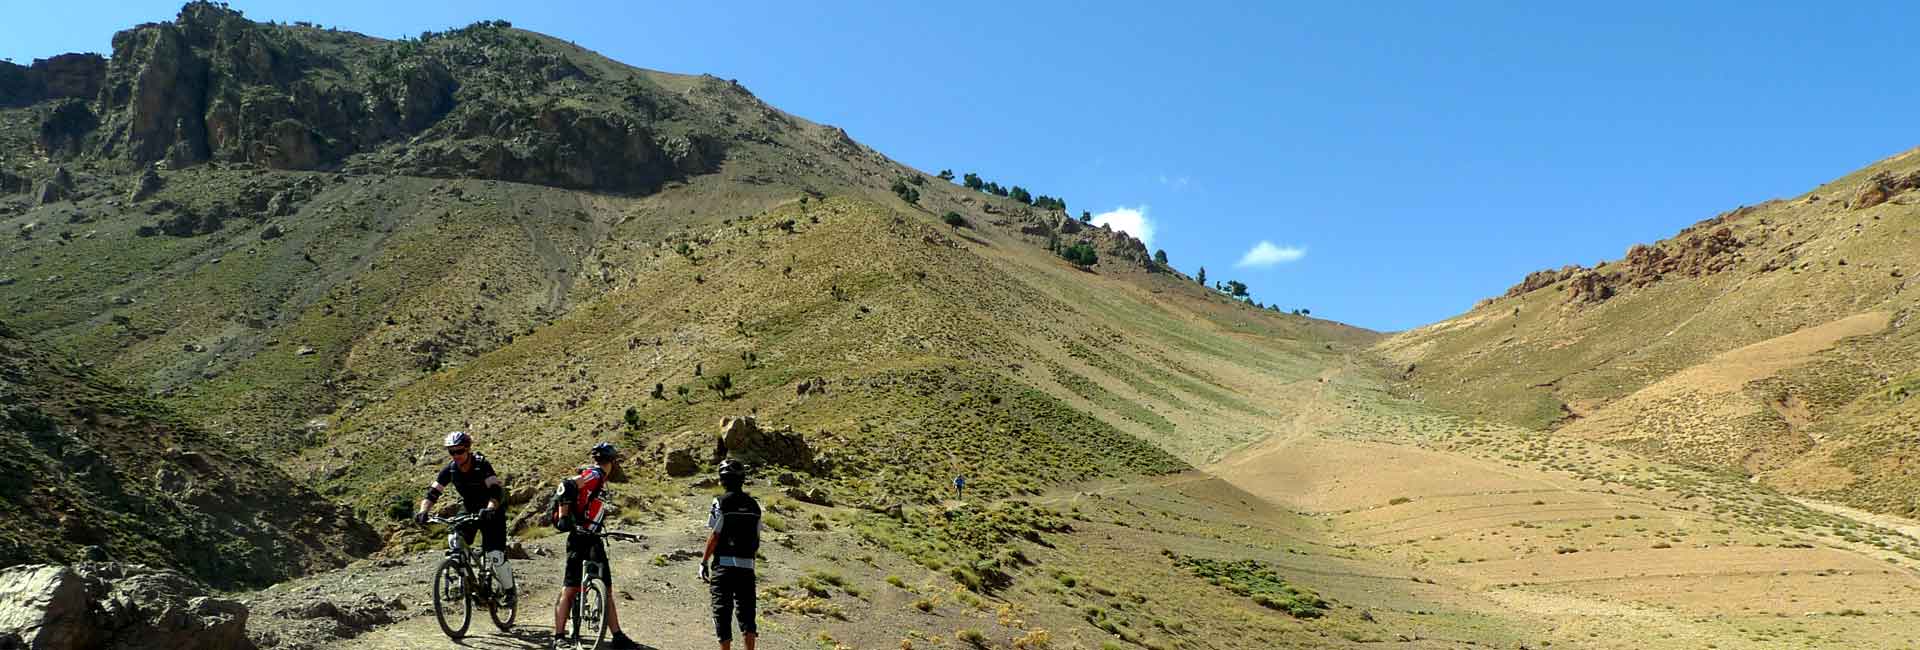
top-left (428, 513), bottom-right (485, 527)
top-left (581, 529), bottom-right (645, 543)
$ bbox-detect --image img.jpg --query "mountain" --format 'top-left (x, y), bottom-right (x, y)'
top-left (1379, 147), bottom-right (1920, 516)
top-left (0, 2), bottom-right (1369, 579)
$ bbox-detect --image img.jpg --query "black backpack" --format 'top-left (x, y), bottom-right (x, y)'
top-left (549, 478), bottom-right (579, 532)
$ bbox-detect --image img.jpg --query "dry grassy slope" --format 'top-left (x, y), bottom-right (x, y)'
top-left (1379, 146), bottom-right (1920, 516)
top-left (0, 320), bottom-right (377, 588)
top-left (310, 195), bottom-right (1371, 527)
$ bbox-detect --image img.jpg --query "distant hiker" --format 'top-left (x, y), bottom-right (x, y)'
top-left (413, 431), bottom-right (516, 600)
top-left (702, 459), bottom-right (762, 650)
top-left (954, 475), bottom-right (966, 499)
top-left (545, 442), bottom-right (642, 650)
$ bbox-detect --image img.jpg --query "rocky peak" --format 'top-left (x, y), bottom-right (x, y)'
top-left (0, 53), bottom-right (107, 108)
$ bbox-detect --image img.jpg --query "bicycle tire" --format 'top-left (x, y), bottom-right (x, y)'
top-left (432, 557), bottom-right (473, 639)
top-left (574, 577), bottom-right (609, 649)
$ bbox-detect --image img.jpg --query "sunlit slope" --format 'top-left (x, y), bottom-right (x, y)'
top-left (309, 195), bottom-right (1374, 520)
top-left (1379, 146), bottom-right (1920, 515)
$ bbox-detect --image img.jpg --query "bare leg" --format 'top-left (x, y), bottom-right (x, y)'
top-left (744, 632), bottom-right (757, 650)
top-left (605, 591), bottom-right (621, 634)
top-left (554, 587), bottom-right (579, 635)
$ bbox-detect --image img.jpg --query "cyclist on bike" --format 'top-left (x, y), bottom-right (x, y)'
top-left (413, 431), bottom-right (515, 601)
top-left (701, 459), bottom-right (761, 650)
top-left (548, 442), bottom-right (641, 650)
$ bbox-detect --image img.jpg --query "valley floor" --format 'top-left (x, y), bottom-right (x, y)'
top-left (257, 362), bottom-right (1920, 650)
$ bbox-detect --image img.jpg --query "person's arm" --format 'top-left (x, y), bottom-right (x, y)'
top-left (417, 466), bottom-right (453, 519)
top-left (481, 460), bottom-right (504, 512)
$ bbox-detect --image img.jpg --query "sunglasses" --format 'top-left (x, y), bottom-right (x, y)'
top-left (447, 446), bottom-right (470, 457)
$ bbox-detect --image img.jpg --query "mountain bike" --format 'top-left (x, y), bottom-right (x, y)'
top-left (427, 513), bottom-right (517, 639)
top-left (563, 528), bottom-right (644, 650)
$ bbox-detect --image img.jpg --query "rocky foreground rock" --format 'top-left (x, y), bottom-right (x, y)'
top-left (0, 563), bottom-right (251, 650)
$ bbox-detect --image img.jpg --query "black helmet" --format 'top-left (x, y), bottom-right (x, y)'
top-left (590, 442), bottom-right (618, 462)
top-left (717, 459), bottom-right (748, 479)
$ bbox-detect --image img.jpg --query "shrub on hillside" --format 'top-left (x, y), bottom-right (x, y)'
top-left (891, 177), bottom-right (921, 205)
top-left (1060, 243), bottom-right (1098, 267)
top-left (943, 211), bottom-right (967, 227)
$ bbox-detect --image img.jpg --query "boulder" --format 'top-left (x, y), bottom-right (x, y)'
top-left (0, 565), bottom-right (98, 649)
top-left (782, 487), bottom-right (832, 507)
top-left (32, 167), bottom-right (73, 206)
top-left (663, 448), bottom-right (698, 477)
top-left (715, 416), bottom-right (814, 470)
top-left (129, 167), bottom-right (164, 202)
top-left (0, 563), bottom-right (253, 650)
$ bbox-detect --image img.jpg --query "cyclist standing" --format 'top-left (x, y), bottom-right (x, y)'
top-left (701, 459), bottom-right (762, 650)
top-left (414, 431), bottom-right (514, 601)
top-left (547, 442), bottom-right (642, 650)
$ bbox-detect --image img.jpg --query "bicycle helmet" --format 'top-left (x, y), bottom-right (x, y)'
top-left (590, 441), bottom-right (618, 462)
top-left (717, 459), bottom-right (748, 479)
top-left (443, 430), bottom-right (472, 448)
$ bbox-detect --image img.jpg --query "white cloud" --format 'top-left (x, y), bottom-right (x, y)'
top-left (1091, 206), bottom-right (1155, 249)
top-left (1235, 241), bottom-right (1306, 268)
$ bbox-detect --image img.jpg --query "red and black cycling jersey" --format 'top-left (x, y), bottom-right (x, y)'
top-left (570, 466), bottom-right (610, 533)
top-left (428, 452), bottom-right (504, 510)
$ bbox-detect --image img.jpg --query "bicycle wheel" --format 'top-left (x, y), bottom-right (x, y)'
top-left (432, 557), bottom-right (473, 639)
top-left (573, 577), bottom-right (609, 649)
top-left (488, 567), bottom-right (517, 631)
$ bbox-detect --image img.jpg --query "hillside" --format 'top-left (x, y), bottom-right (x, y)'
top-left (0, 318), bottom-right (377, 588)
top-left (1379, 147), bottom-right (1920, 517)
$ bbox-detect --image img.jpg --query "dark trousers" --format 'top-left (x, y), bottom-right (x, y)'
top-left (709, 566), bottom-right (756, 641)
top-left (457, 507), bottom-right (507, 553)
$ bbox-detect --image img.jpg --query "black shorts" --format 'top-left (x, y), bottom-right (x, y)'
top-left (709, 565), bottom-right (756, 641)
top-left (457, 507), bottom-right (508, 553)
top-left (564, 533), bottom-right (611, 587)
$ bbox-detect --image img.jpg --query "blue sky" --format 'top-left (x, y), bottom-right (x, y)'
top-left (8, 2), bottom-right (1919, 331)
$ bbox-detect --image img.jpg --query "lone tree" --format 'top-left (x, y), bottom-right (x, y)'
top-left (963, 173), bottom-right (984, 191)
top-left (624, 407), bottom-right (642, 430)
top-left (1079, 210), bottom-right (1092, 223)
top-left (651, 382), bottom-right (665, 400)
top-left (709, 373), bottom-right (734, 400)
top-left (937, 169), bottom-right (955, 181)
top-left (943, 211), bottom-right (967, 227)
top-left (1196, 266), bottom-right (1207, 286)
top-left (1153, 249), bottom-right (1169, 265)
top-left (1226, 280), bottom-right (1248, 297)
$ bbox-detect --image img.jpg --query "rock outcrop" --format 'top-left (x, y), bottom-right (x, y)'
top-left (0, 563), bottom-right (252, 650)
top-left (715, 415), bottom-right (816, 470)
top-left (1851, 169), bottom-right (1920, 210)
top-left (6, 3), bottom-right (726, 195)
top-left (0, 53), bottom-right (107, 108)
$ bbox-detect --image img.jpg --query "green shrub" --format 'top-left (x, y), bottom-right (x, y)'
top-left (1060, 243), bottom-right (1098, 267)
top-left (943, 212), bottom-right (967, 227)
